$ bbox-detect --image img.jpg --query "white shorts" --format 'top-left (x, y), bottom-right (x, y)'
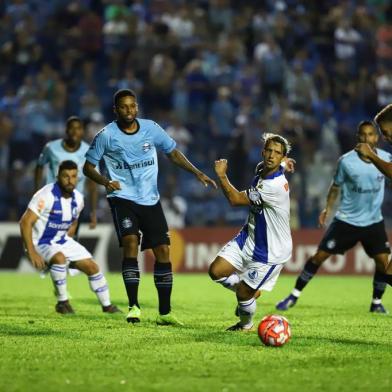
top-left (217, 240), bottom-right (284, 290)
top-left (36, 238), bottom-right (92, 265)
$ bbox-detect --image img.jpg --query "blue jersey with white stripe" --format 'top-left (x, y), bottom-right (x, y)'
top-left (85, 119), bottom-right (176, 205)
top-left (28, 183), bottom-right (84, 246)
top-left (37, 139), bottom-right (90, 194)
top-left (235, 165), bottom-right (292, 264)
top-left (333, 149), bottom-right (391, 226)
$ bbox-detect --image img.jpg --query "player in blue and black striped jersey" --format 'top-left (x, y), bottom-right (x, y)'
top-left (83, 89), bottom-right (217, 326)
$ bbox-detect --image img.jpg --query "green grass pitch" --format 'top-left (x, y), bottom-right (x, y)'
top-left (0, 273), bottom-right (391, 392)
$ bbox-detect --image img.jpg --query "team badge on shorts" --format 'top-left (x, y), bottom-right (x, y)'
top-left (326, 239), bottom-right (336, 250)
top-left (122, 217), bottom-right (133, 229)
top-left (248, 269), bottom-right (258, 281)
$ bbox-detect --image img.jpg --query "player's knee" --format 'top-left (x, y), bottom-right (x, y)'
top-left (122, 235), bottom-right (139, 253)
top-left (84, 260), bottom-right (100, 275)
top-left (312, 251), bottom-right (329, 266)
top-left (49, 253), bottom-right (66, 265)
top-left (153, 244), bottom-right (170, 262)
top-left (208, 261), bottom-right (221, 280)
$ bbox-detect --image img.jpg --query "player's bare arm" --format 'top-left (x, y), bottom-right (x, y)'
top-left (86, 178), bottom-right (98, 229)
top-left (67, 220), bottom-right (79, 238)
top-left (214, 159), bottom-right (250, 206)
top-left (83, 161), bottom-right (121, 192)
top-left (167, 148), bottom-right (217, 188)
top-left (19, 209), bottom-right (46, 270)
top-left (282, 157), bottom-right (296, 173)
top-left (355, 143), bottom-right (392, 179)
top-left (319, 183), bottom-right (340, 227)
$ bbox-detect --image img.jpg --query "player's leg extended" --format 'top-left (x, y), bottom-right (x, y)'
top-left (152, 244), bottom-right (183, 326)
top-left (209, 256), bottom-right (241, 290)
top-left (276, 250), bottom-right (330, 310)
top-left (370, 252), bottom-right (389, 313)
top-left (73, 258), bottom-right (121, 313)
top-left (49, 253), bottom-right (74, 314)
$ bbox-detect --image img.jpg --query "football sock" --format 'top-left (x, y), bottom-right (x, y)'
top-left (154, 261), bottom-right (172, 315)
top-left (49, 264), bottom-right (68, 301)
top-left (122, 257), bottom-right (140, 308)
top-left (294, 259), bottom-right (320, 292)
top-left (238, 298), bottom-right (256, 327)
top-left (88, 272), bottom-right (111, 307)
top-left (372, 270), bottom-right (386, 300)
top-left (215, 273), bottom-right (240, 292)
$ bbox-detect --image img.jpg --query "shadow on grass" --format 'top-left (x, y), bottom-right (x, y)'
top-left (297, 335), bottom-right (392, 347)
top-left (0, 323), bottom-right (80, 338)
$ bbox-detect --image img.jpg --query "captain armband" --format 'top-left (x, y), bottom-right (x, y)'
top-left (246, 187), bottom-right (263, 206)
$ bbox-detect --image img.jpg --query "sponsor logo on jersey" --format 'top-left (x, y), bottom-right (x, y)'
top-left (114, 157), bottom-right (155, 170)
top-left (48, 222), bottom-right (71, 230)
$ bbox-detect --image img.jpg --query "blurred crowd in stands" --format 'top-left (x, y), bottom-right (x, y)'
top-left (1, 0), bottom-right (392, 228)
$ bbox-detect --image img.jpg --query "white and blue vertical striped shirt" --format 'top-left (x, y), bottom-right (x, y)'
top-left (28, 183), bottom-right (84, 246)
top-left (235, 166), bottom-right (292, 264)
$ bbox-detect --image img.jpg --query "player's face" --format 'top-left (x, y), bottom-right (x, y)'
top-left (357, 125), bottom-right (378, 148)
top-left (57, 169), bottom-right (78, 195)
top-left (379, 121), bottom-right (392, 145)
top-left (262, 141), bottom-right (284, 171)
top-left (114, 96), bottom-right (138, 125)
top-left (66, 121), bottom-right (84, 144)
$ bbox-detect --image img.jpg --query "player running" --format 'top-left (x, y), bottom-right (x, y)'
top-left (209, 133), bottom-right (292, 331)
top-left (277, 121), bottom-right (391, 313)
top-left (20, 160), bottom-right (120, 315)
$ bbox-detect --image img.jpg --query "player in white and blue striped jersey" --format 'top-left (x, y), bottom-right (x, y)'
top-left (209, 133), bottom-right (292, 331)
top-left (83, 89), bottom-right (217, 326)
top-left (34, 116), bottom-right (97, 229)
top-left (20, 160), bottom-right (120, 315)
top-left (278, 120), bottom-right (392, 313)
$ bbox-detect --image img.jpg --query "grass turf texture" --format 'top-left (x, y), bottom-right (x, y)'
top-left (0, 273), bottom-right (391, 392)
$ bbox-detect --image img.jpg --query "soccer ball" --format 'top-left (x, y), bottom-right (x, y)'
top-left (258, 314), bottom-right (291, 347)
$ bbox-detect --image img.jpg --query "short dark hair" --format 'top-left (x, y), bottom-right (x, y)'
top-left (113, 89), bottom-right (137, 107)
top-left (66, 116), bottom-right (82, 130)
top-left (374, 104), bottom-right (392, 125)
top-left (357, 120), bottom-right (377, 133)
top-left (58, 160), bottom-right (78, 174)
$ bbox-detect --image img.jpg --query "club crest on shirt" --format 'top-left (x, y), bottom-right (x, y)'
top-left (122, 217), bottom-right (133, 229)
top-left (142, 142), bottom-right (152, 152)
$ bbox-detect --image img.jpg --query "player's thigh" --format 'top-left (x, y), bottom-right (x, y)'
top-left (72, 258), bottom-right (99, 275)
top-left (107, 197), bottom-right (141, 247)
top-left (138, 201), bottom-right (170, 251)
top-left (36, 244), bottom-right (67, 265)
top-left (242, 261), bottom-right (284, 292)
top-left (318, 219), bottom-right (359, 255)
top-left (361, 221), bottom-right (391, 263)
top-left (210, 240), bottom-right (244, 279)
top-left (209, 256), bottom-right (240, 279)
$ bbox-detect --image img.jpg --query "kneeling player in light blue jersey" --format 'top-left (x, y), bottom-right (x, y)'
top-left (20, 160), bottom-right (120, 315)
top-left (209, 133), bottom-right (292, 331)
top-left (83, 89), bottom-right (217, 326)
top-left (278, 120), bottom-right (392, 313)
top-left (35, 116), bottom-right (97, 230)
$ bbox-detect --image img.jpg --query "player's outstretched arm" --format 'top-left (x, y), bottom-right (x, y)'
top-left (83, 161), bottom-right (121, 193)
top-left (167, 149), bottom-right (217, 188)
top-left (34, 165), bottom-right (44, 193)
top-left (86, 178), bottom-right (98, 229)
top-left (19, 209), bottom-right (46, 270)
top-left (214, 159), bottom-right (250, 206)
top-left (355, 142), bottom-right (392, 179)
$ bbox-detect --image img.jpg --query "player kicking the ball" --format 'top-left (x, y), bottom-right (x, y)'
top-left (209, 133), bottom-right (292, 331)
top-left (19, 160), bottom-right (120, 315)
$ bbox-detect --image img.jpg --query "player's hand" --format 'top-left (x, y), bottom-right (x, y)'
top-left (355, 143), bottom-right (373, 159)
top-left (282, 157), bottom-right (296, 173)
top-left (28, 250), bottom-right (46, 270)
top-left (196, 172), bottom-right (217, 189)
top-left (89, 211), bottom-right (97, 229)
top-left (214, 159), bottom-right (228, 177)
top-left (105, 180), bottom-right (121, 193)
top-left (318, 208), bottom-right (329, 227)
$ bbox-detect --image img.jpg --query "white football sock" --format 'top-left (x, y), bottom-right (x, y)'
top-left (50, 264), bottom-right (68, 301)
top-left (238, 298), bottom-right (256, 328)
top-left (215, 273), bottom-right (240, 292)
top-left (88, 272), bottom-right (111, 306)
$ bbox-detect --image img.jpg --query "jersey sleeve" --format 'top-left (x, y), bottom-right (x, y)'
top-left (27, 189), bottom-right (49, 218)
top-left (85, 130), bottom-right (107, 165)
top-left (152, 121), bottom-right (177, 153)
top-left (37, 144), bottom-right (50, 166)
top-left (333, 157), bottom-right (345, 186)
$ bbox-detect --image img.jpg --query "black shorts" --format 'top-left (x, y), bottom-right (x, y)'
top-left (107, 197), bottom-right (170, 251)
top-left (319, 218), bottom-right (390, 257)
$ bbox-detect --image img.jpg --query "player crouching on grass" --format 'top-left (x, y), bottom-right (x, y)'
top-left (19, 160), bottom-right (120, 315)
top-left (209, 133), bottom-right (292, 331)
